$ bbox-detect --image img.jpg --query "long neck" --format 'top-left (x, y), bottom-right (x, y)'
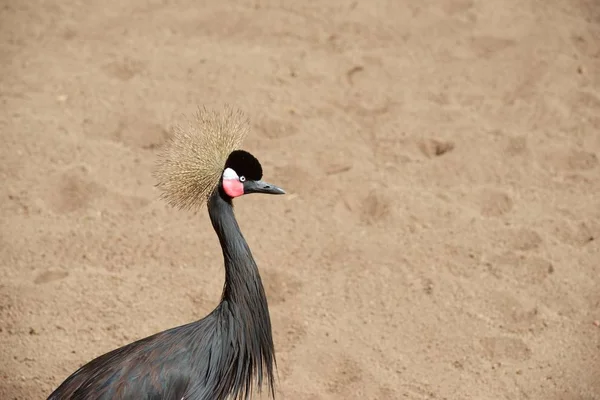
top-left (208, 188), bottom-right (265, 303)
top-left (207, 187), bottom-right (276, 398)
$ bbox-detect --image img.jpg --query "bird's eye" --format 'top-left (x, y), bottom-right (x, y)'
top-left (240, 176), bottom-right (246, 182)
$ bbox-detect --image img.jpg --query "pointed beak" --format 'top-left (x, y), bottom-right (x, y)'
top-left (244, 180), bottom-right (286, 195)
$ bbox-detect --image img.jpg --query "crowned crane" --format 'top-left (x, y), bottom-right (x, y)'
top-left (47, 106), bottom-right (286, 400)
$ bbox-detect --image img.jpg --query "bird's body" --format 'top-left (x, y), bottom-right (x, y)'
top-left (47, 107), bottom-right (285, 400)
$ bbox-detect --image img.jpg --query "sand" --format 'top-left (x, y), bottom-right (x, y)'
top-left (1, 1), bottom-right (600, 399)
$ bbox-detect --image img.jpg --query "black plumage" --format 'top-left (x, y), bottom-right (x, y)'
top-left (46, 108), bottom-right (286, 400)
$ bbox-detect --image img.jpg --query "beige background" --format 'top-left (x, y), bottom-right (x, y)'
top-left (1, 1), bottom-right (600, 399)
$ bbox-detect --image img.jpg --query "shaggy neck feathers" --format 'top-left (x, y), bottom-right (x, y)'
top-left (206, 188), bottom-right (276, 399)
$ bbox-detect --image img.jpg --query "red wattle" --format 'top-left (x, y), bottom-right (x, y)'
top-left (222, 179), bottom-right (244, 198)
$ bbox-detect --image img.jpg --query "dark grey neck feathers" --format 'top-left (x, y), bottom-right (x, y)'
top-left (206, 188), bottom-right (276, 399)
top-left (45, 189), bottom-right (277, 400)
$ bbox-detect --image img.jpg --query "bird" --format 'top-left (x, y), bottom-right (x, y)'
top-left (47, 106), bottom-right (286, 400)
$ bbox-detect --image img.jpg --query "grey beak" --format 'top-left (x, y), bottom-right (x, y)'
top-left (244, 180), bottom-right (286, 195)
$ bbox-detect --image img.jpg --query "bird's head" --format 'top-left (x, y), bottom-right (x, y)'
top-left (221, 150), bottom-right (285, 198)
top-left (154, 106), bottom-right (285, 211)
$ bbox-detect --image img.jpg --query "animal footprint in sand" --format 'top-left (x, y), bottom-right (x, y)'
top-left (487, 290), bottom-right (546, 334)
top-left (263, 270), bottom-right (303, 307)
top-left (377, 386), bottom-right (401, 400)
top-left (400, 381), bottom-right (436, 399)
top-left (85, 114), bottom-right (169, 150)
top-left (44, 166), bottom-right (105, 214)
top-left (112, 117), bottom-right (169, 150)
top-left (253, 116), bottom-right (298, 139)
top-left (509, 228), bottom-right (543, 252)
top-left (441, 0), bottom-right (474, 16)
top-left (479, 189), bottom-right (513, 217)
top-left (44, 165), bottom-right (150, 215)
top-left (488, 253), bottom-right (554, 285)
top-left (34, 270), bottom-right (69, 284)
top-left (418, 138), bottom-right (454, 158)
top-left (543, 219), bottom-right (596, 247)
top-left (564, 150), bottom-right (598, 171)
top-left (102, 58), bottom-right (145, 81)
top-left (480, 336), bottom-right (532, 362)
top-left (360, 192), bottom-right (392, 225)
top-left (275, 316), bottom-right (308, 353)
top-left (325, 356), bottom-right (365, 395)
top-left (469, 35), bottom-right (516, 58)
top-left (538, 147), bottom-right (599, 173)
top-left (504, 135), bottom-right (529, 157)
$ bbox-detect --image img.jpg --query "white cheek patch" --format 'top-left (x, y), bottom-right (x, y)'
top-left (223, 167), bottom-right (239, 181)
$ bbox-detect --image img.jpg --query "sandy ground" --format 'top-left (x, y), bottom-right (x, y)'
top-left (1, 1), bottom-right (600, 399)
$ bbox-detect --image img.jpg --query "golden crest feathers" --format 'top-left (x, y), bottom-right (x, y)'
top-left (153, 105), bottom-right (249, 211)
